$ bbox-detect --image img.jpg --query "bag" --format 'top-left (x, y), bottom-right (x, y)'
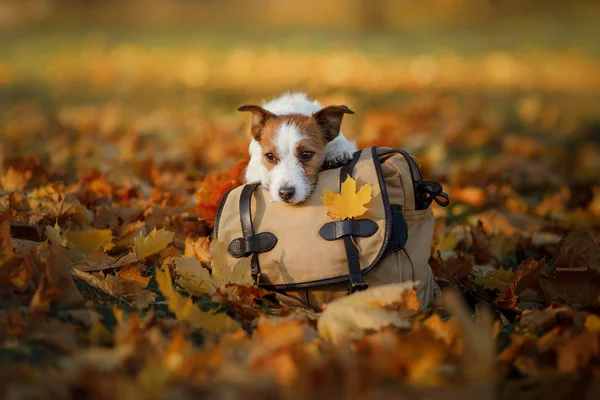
top-left (213, 146), bottom-right (449, 310)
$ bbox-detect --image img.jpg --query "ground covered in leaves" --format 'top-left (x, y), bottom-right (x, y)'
top-left (1, 89), bottom-right (600, 399)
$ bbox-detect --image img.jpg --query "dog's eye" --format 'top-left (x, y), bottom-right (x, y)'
top-left (300, 151), bottom-right (314, 161)
top-left (265, 153), bottom-right (276, 163)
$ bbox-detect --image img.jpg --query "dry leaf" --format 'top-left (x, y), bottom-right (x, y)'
top-left (584, 314), bottom-right (600, 333)
top-left (429, 251), bottom-right (474, 282)
top-left (116, 265), bottom-right (150, 287)
top-left (154, 266), bottom-right (240, 332)
top-left (133, 228), bottom-right (174, 259)
top-left (45, 223), bottom-right (63, 246)
top-left (441, 290), bottom-right (495, 382)
top-left (185, 236), bottom-right (212, 267)
top-left (321, 176), bottom-right (372, 220)
top-left (551, 231), bottom-right (599, 273)
top-left (66, 228), bottom-right (114, 253)
top-left (210, 239), bottom-right (254, 286)
top-left (169, 256), bottom-right (218, 295)
top-left (317, 282), bottom-right (419, 344)
top-left (511, 259), bottom-right (544, 295)
top-left (0, 212), bottom-right (14, 263)
top-left (72, 268), bottom-right (154, 308)
top-left (471, 220), bottom-right (498, 267)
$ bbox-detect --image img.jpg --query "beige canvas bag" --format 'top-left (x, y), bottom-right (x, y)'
top-left (213, 146), bottom-right (449, 310)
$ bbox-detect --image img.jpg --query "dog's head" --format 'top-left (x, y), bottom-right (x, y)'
top-left (239, 104), bottom-right (353, 204)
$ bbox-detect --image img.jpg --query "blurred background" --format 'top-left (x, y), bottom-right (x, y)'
top-left (1, 0), bottom-right (600, 209)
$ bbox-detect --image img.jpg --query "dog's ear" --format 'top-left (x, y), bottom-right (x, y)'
top-left (312, 105), bottom-right (354, 142)
top-left (238, 105), bottom-right (276, 141)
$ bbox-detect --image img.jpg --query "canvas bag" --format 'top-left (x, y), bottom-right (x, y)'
top-left (213, 146), bottom-right (449, 310)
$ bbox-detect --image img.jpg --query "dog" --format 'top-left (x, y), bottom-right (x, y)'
top-left (239, 92), bottom-right (357, 204)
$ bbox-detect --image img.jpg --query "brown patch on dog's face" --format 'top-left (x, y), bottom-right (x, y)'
top-left (258, 114), bottom-right (328, 174)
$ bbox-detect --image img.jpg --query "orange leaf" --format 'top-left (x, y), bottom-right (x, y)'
top-left (195, 160), bottom-right (247, 228)
top-left (116, 265), bottom-right (150, 287)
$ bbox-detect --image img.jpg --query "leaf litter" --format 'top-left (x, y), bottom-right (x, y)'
top-left (1, 92), bottom-right (600, 399)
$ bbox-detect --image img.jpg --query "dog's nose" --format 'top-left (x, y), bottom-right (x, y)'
top-left (278, 186), bottom-right (296, 201)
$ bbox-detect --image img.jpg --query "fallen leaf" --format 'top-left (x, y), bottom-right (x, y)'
top-left (133, 228), bottom-right (174, 259)
top-left (195, 160), bottom-right (247, 228)
top-left (539, 264), bottom-right (600, 308)
top-left (66, 228), bottom-right (114, 253)
top-left (471, 220), bottom-right (497, 267)
top-left (429, 251), bottom-right (474, 282)
top-left (584, 314), bottom-right (600, 333)
top-left (556, 332), bottom-right (599, 373)
top-left (452, 186), bottom-right (485, 207)
top-left (317, 281), bottom-right (418, 344)
top-left (45, 223), bottom-right (66, 246)
top-left (519, 306), bottom-right (573, 333)
top-left (154, 266), bottom-right (239, 332)
top-left (551, 231), bottom-right (600, 273)
top-left (511, 259), bottom-right (544, 295)
top-left (210, 239), bottom-right (254, 286)
top-left (0, 212), bottom-right (14, 263)
top-left (116, 265), bottom-right (150, 287)
top-left (185, 236), bottom-right (212, 267)
top-left (321, 176), bottom-right (373, 220)
top-left (72, 268), bottom-right (154, 308)
top-left (31, 246), bottom-right (84, 312)
top-left (441, 290), bottom-right (495, 382)
top-left (421, 314), bottom-right (460, 346)
top-left (168, 256), bottom-right (218, 295)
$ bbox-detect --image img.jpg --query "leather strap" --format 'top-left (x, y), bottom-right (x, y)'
top-left (319, 219), bottom-right (378, 241)
top-left (340, 150), bottom-right (362, 185)
top-left (238, 182), bottom-right (263, 282)
top-left (228, 232), bottom-right (277, 258)
top-left (383, 205), bottom-right (408, 256)
top-left (337, 150), bottom-right (368, 294)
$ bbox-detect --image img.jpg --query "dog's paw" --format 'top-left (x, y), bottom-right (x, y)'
top-left (323, 151), bottom-right (354, 169)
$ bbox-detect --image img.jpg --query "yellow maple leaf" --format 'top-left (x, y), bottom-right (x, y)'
top-left (321, 177), bottom-right (373, 221)
top-left (66, 228), bottom-right (114, 253)
top-left (169, 256), bottom-right (219, 295)
top-left (155, 267), bottom-right (240, 333)
top-left (584, 314), bottom-right (600, 333)
top-left (133, 228), bottom-right (174, 259)
top-left (210, 239), bottom-right (253, 286)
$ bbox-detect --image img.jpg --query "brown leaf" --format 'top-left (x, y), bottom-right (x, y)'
top-left (511, 259), bottom-right (545, 296)
top-left (72, 268), bottom-right (154, 308)
top-left (556, 332), bottom-right (600, 373)
top-left (184, 235), bottom-right (212, 268)
top-left (539, 265), bottom-right (600, 308)
top-left (0, 211), bottom-right (14, 263)
top-left (429, 251), bottom-right (474, 282)
top-left (116, 265), bottom-right (150, 287)
top-left (30, 246), bottom-right (84, 312)
top-left (552, 231), bottom-right (600, 273)
top-left (471, 220), bottom-right (498, 267)
top-left (519, 306), bottom-right (573, 333)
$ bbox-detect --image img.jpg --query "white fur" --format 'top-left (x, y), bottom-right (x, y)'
top-left (268, 122), bottom-right (309, 203)
top-left (244, 92), bottom-right (357, 203)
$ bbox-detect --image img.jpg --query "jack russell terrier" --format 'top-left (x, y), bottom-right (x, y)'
top-left (239, 92), bottom-right (357, 204)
